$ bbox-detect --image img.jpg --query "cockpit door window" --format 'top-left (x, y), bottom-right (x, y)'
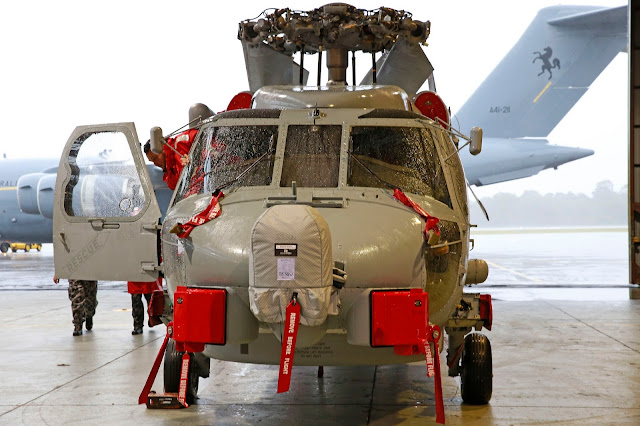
top-left (63, 131), bottom-right (146, 218)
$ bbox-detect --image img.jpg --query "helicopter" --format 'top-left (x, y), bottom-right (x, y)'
top-left (52, 4), bottom-right (492, 423)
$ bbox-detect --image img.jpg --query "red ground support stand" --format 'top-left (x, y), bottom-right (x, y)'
top-left (138, 323), bottom-right (189, 409)
top-left (371, 289), bottom-right (446, 424)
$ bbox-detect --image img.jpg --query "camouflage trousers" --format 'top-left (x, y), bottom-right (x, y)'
top-left (131, 293), bottom-right (152, 330)
top-left (68, 280), bottom-right (98, 329)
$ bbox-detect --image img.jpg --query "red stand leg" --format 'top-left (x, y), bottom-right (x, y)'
top-left (138, 324), bottom-right (172, 405)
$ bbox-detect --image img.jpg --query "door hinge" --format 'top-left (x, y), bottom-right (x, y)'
top-left (141, 262), bottom-right (163, 273)
top-left (142, 222), bottom-right (163, 231)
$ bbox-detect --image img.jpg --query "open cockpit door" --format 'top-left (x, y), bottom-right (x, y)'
top-left (53, 123), bottom-right (161, 282)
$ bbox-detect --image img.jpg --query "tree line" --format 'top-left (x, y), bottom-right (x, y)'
top-left (469, 180), bottom-right (627, 227)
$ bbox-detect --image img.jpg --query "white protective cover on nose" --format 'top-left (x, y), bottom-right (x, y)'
top-left (249, 204), bottom-right (332, 326)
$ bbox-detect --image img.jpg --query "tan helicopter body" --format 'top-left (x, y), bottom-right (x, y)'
top-left (52, 4), bottom-right (492, 422)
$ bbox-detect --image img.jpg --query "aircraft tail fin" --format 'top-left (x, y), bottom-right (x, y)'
top-left (454, 5), bottom-right (627, 139)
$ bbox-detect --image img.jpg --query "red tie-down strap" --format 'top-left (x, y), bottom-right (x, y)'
top-left (277, 295), bottom-right (301, 393)
top-left (177, 353), bottom-right (191, 408)
top-left (170, 191), bottom-right (225, 239)
top-left (424, 325), bottom-right (445, 424)
top-left (393, 188), bottom-right (440, 245)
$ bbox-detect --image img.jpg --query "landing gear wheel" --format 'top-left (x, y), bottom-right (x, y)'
top-left (163, 339), bottom-right (199, 404)
top-left (460, 332), bottom-right (492, 404)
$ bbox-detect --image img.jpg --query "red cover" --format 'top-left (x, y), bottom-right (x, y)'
top-left (128, 277), bottom-right (162, 294)
top-left (173, 287), bottom-right (226, 348)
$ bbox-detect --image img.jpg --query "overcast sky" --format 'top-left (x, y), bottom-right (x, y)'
top-left (0, 0), bottom-right (627, 198)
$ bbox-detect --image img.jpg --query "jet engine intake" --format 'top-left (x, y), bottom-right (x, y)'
top-left (17, 173), bottom-right (47, 215)
top-left (36, 174), bottom-right (56, 219)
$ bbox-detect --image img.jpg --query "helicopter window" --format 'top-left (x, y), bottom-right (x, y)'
top-left (63, 131), bottom-right (146, 217)
top-left (280, 125), bottom-right (341, 187)
top-left (348, 126), bottom-right (452, 207)
top-left (175, 125), bottom-right (277, 199)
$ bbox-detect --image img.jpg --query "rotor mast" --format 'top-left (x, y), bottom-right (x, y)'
top-left (238, 3), bottom-right (430, 86)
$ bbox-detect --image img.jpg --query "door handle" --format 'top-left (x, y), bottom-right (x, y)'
top-left (89, 219), bottom-right (120, 230)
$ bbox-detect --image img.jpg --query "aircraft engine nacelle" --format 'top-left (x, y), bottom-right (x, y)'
top-left (36, 174), bottom-right (57, 219)
top-left (71, 174), bottom-right (145, 217)
top-left (17, 173), bottom-right (48, 215)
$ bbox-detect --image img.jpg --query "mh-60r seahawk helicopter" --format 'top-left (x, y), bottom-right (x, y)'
top-left (52, 4), bottom-right (492, 423)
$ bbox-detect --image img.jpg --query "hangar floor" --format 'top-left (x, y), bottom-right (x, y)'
top-left (1, 290), bottom-right (639, 425)
top-left (1, 232), bottom-right (639, 425)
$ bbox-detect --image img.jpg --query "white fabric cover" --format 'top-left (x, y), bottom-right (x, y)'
top-left (249, 204), bottom-right (332, 326)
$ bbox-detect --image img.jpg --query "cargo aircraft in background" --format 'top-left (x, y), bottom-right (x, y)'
top-left (0, 3), bottom-right (627, 251)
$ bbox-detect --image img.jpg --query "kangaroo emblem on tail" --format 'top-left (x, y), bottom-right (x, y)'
top-left (533, 46), bottom-right (561, 80)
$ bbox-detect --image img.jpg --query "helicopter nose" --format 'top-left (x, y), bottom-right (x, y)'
top-left (249, 204), bottom-right (334, 347)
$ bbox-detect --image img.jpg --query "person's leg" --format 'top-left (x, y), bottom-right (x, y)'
top-left (68, 281), bottom-right (84, 336)
top-left (131, 293), bottom-right (144, 335)
top-left (84, 281), bottom-right (98, 330)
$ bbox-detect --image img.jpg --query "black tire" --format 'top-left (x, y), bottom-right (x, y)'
top-left (11, 248), bottom-right (17, 253)
top-left (164, 339), bottom-right (199, 404)
top-left (461, 332), bottom-right (492, 404)
top-left (0, 243), bottom-right (8, 253)
top-left (24, 245), bottom-right (30, 252)
top-left (36, 245), bottom-right (41, 252)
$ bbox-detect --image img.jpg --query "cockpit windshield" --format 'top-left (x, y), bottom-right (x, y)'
top-left (175, 125), bottom-right (277, 200)
top-left (348, 126), bottom-right (452, 207)
top-left (280, 125), bottom-right (342, 187)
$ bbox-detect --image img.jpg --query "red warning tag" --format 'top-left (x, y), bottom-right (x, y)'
top-left (177, 353), bottom-right (190, 408)
top-left (171, 191), bottom-right (224, 239)
top-left (428, 326), bottom-right (445, 424)
top-left (277, 298), bottom-right (301, 393)
top-left (424, 339), bottom-right (435, 378)
top-left (393, 188), bottom-right (440, 244)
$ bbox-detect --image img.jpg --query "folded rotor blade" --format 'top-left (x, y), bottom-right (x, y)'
top-left (242, 41), bottom-right (309, 92)
top-left (360, 37), bottom-right (433, 97)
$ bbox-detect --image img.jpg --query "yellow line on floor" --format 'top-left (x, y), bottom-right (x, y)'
top-left (485, 260), bottom-right (543, 283)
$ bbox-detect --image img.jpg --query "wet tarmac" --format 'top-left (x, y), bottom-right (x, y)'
top-left (1, 230), bottom-right (639, 424)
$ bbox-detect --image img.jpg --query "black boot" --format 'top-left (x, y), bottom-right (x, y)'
top-left (85, 317), bottom-right (93, 331)
top-left (132, 328), bottom-right (143, 335)
top-left (73, 325), bottom-right (83, 336)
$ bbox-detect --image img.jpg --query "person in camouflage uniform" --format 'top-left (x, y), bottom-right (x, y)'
top-left (54, 275), bottom-right (98, 336)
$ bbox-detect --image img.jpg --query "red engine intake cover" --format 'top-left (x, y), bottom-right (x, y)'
top-left (370, 289), bottom-right (428, 347)
top-left (173, 287), bottom-right (226, 351)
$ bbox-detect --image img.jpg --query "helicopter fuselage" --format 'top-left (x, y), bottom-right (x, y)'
top-left (161, 91), bottom-right (470, 365)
